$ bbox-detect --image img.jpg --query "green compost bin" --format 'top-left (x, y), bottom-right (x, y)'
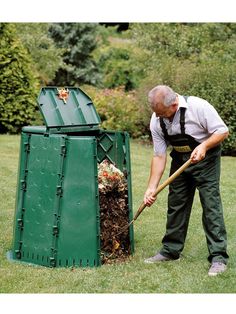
top-left (11, 87), bottom-right (134, 267)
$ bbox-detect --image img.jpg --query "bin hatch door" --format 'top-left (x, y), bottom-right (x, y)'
top-left (37, 87), bottom-right (101, 129)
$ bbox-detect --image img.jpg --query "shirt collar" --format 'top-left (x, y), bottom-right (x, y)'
top-left (178, 94), bottom-right (188, 109)
top-left (161, 95), bottom-right (187, 123)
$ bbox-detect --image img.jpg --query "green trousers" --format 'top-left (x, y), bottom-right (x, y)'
top-left (160, 146), bottom-right (229, 264)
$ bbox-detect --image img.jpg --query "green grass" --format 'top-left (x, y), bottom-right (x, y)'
top-left (1, 134), bottom-right (236, 293)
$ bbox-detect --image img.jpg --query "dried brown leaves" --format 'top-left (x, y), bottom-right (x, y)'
top-left (98, 160), bottom-right (131, 264)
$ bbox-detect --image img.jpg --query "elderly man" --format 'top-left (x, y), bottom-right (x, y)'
top-left (144, 85), bottom-right (229, 276)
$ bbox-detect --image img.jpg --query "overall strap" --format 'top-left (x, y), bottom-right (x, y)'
top-left (180, 95), bottom-right (189, 135)
top-left (160, 117), bottom-right (168, 140)
top-left (160, 108), bottom-right (186, 138)
top-left (160, 95), bottom-right (189, 139)
top-left (179, 107), bottom-right (186, 135)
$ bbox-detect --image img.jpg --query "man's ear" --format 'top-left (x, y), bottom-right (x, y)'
top-left (171, 103), bottom-right (178, 110)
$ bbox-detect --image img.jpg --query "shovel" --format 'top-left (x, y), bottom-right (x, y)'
top-left (115, 158), bottom-right (192, 236)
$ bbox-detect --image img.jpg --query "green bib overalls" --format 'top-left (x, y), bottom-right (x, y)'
top-left (159, 97), bottom-right (229, 264)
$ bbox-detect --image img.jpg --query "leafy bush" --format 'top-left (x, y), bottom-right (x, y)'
top-left (131, 23), bottom-right (236, 155)
top-left (184, 60), bottom-right (236, 155)
top-left (135, 56), bottom-right (236, 155)
top-left (83, 85), bottom-right (144, 137)
top-left (131, 23), bottom-right (236, 63)
top-left (14, 23), bottom-right (64, 85)
top-left (0, 23), bottom-right (39, 134)
top-left (95, 45), bottom-right (144, 91)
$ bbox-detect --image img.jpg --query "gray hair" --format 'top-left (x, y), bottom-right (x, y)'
top-left (148, 85), bottom-right (176, 108)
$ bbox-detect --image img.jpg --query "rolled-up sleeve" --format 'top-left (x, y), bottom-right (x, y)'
top-left (150, 113), bottom-right (167, 156)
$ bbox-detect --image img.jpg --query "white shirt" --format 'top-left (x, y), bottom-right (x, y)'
top-left (150, 95), bottom-right (228, 156)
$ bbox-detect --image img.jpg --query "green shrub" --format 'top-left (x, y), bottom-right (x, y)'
top-left (94, 28), bottom-right (147, 91)
top-left (14, 23), bottom-right (64, 85)
top-left (131, 23), bottom-right (236, 155)
top-left (185, 61), bottom-right (236, 155)
top-left (136, 56), bottom-right (236, 155)
top-left (0, 23), bottom-right (39, 134)
top-left (83, 85), bottom-right (144, 137)
top-left (96, 46), bottom-right (142, 91)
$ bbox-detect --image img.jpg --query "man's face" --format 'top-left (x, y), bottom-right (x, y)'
top-left (151, 95), bottom-right (178, 119)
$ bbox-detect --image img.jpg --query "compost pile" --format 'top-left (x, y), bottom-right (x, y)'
top-left (98, 159), bottom-right (130, 264)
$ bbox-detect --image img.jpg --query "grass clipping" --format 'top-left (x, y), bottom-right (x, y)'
top-left (98, 159), bottom-right (131, 264)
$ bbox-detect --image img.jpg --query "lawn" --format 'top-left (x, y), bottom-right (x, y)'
top-left (0, 134), bottom-right (236, 294)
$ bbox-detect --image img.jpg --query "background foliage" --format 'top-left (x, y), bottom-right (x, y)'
top-left (131, 23), bottom-right (236, 155)
top-left (83, 85), bottom-right (144, 138)
top-left (48, 23), bottom-right (100, 86)
top-left (0, 23), bottom-right (39, 133)
top-left (0, 22), bottom-right (235, 154)
top-left (14, 23), bottom-right (64, 85)
top-left (93, 27), bottom-right (146, 91)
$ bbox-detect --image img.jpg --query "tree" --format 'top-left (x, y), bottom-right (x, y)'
top-left (0, 23), bottom-right (39, 133)
top-left (14, 23), bottom-right (64, 85)
top-left (49, 23), bottom-right (100, 86)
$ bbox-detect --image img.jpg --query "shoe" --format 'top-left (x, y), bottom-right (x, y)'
top-left (144, 252), bottom-right (177, 264)
top-left (208, 262), bottom-right (227, 276)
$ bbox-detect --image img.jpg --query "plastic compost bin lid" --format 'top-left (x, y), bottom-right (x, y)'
top-left (37, 87), bottom-right (101, 131)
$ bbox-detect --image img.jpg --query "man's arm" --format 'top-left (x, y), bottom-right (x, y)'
top-left (144, 154), bottom-right (167, 206)
top-left (191, 131), bottom-right (229, 163)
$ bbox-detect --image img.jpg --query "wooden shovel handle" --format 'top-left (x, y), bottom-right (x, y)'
top-left (132, 158), bottom-right (192, 222)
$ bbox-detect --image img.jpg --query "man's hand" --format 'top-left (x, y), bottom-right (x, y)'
top-left (190, 143), bottom-right (207, 163)
top-left (143, 154), bottom-right (167, 207)
top-left (191, 132), bottom-right (229, 163)
top-left (144, 187), bottom-right (157, 207)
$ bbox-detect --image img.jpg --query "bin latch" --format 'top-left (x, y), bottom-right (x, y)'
top-left (53, 225), bottom-right (59, 236)
top-left (21, 180), bottom-right (27, 191)
top-left (14, 250), bottom-right (21, 259)
top-left (24, 142), bottom-right (30, 153)
top-left (50, 257), bottom-right (56, 267)
top-left (17, 218), bottom-right (24, 229)
top-left (61, 145), bottom-right (67, 156)
top-left (56, 186), bottom-right (63, 197)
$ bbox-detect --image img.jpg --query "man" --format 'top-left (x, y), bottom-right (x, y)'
top-left (144, 85), bottom-right (229, 276)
